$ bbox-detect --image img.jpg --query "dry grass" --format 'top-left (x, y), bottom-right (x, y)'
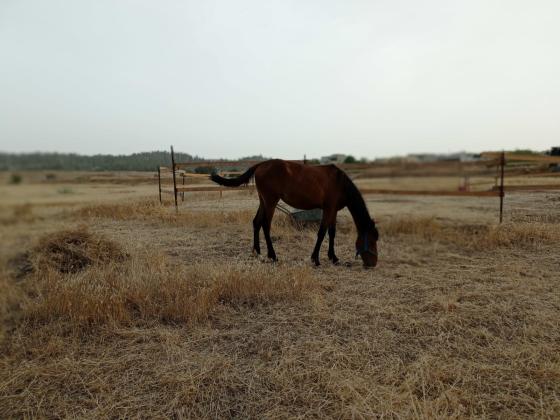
top-left (24, 256), bottom-right (318, 329)
top-left (1, 190), bottom-right (560, 418)
top-left (10, 229), bottom-right (318, 329)
top-left (381, 216), bottom-right (560, 250)
top-left (75, 200), bottom-right (262, 227)
top-left (75, 199), bottom-right (298, 232)
top-left (0, 228), bottom-right (325, 418)
top-left (0, 203), bottom-right (38, 226)
top-left (76, 199), bottom-right (167, 220)
top-left (0, 264), bottom-right (23, 343)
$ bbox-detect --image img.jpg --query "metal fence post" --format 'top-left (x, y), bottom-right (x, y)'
top-left (171, 146), bottom-right (178, 213)
top-left (499, 151), bottom-right (505, 223)
top-left (157, 167), bottom-right (162, 203)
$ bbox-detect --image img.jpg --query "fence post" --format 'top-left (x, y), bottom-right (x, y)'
top-left (171, 145), bottom-right (178, 213)
top-left (182, 175), bottom-right (185, 202)
top-left (499, 151), bottom-right (505, 223)
top-left (157, 167), bottom-right (162, 204)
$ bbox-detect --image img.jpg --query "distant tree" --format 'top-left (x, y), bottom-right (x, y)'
top-left (510, 149), bottom-right (540, 155)
top-left (344, 155), bottom-right (357, 164)
top-left (359, 157), bottom-right (368, 163)
top-left (9, 173), bottom-right (22, 184)
top-left (194, 166), bottom-right (216, 174)
top-left (238, 154), bottom-right (269, 161)
top-left (0, 151), bottom-right (195, 171)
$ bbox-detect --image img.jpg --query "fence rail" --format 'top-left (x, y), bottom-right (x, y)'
top-left (360, 189), bottom-right (501, 197)
top-left (499, 184), bottom-right (560, 192)
top-left (176, 186), bottom-right (255, 193)
top-left (158, 147), bottom-right (559, 222)
top-left (481, 152), bottom-right (560, 164)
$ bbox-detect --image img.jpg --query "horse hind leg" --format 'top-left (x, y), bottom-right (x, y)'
top-left (252, 205), bottom-right (263, 255)
top-left (262, 198), bottom-right (279, 261)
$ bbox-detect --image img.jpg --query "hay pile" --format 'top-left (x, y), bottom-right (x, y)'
top-left (10, 227), bottom-right (127, 277)
top-left (35, 227), bottom-right (127, 274)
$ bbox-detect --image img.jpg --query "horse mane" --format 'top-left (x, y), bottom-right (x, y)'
top-left (339, 170), bottom-right (375, 232)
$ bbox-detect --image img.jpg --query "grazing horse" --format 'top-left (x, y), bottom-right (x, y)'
top-left (211, 159), bottom-right (378, 267)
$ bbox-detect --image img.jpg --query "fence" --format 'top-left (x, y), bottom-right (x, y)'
top-left (158, 146), bottom-right (560, 222)
top-left (157, 147), bottom-right (259, 210)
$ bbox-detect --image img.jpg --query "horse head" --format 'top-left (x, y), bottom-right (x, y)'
top-left (355, 221), bottom-right (378, 268)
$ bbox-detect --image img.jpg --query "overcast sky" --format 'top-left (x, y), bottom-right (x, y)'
top-left (1, 0), bottom-right (559, 159)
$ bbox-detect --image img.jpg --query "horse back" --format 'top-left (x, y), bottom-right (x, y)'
top-left (254, 160), bottom-right (344, 209)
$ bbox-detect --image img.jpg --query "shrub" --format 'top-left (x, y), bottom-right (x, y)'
top-left (9, 173), bottom-right (22, 184)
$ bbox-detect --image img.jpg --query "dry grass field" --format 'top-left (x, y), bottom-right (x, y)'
top-left (1, 171), bottom-right (559, 418)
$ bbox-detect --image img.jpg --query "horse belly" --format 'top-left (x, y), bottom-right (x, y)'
top-left (280, 188), bottom-right (323, 210)
top-left (254, 161), bottom-right (329, 210)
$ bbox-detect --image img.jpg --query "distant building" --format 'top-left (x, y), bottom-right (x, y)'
top-left (320, 154), bottom-right (347, 164)
top-left (405, 152), bottom-right (481, 163)
top-left (405, 154), bottom-right (441, 163)
top-left (454, 152), bottom-right (481, 162)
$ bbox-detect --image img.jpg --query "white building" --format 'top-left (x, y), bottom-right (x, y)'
top-left (320, 154), bottom-right (347, 164)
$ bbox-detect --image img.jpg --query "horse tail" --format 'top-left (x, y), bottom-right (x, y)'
top-left (210, 164), bottom-right (259, 187)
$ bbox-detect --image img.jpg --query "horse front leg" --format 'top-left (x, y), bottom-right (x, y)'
top-left (327, 224), bottom-right (339, 265)
top-left (311, 208), bottom-right (336, 266)
top-left (311, 224), bottom-right (327, 266)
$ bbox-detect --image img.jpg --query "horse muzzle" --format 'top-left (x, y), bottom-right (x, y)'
top-left (356, 249), bottom-right (378, 268)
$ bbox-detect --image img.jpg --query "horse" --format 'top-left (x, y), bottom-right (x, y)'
top-left (210, 159), bottom-right (378, 267)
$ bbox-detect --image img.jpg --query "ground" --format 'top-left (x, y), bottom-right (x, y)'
top-left (1, 171), bottom-right (559, 418)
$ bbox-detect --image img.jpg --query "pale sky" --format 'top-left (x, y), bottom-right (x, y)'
top-left (1, 0), bottom-right (559, 159)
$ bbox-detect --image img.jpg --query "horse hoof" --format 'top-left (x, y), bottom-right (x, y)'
top-left (329, 256), bottom-right (339, 265)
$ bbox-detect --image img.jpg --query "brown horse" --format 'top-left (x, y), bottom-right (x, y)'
top-left (211, 159), bottom-right (378, 267)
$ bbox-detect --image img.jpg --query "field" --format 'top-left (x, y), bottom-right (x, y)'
top-left (1, 171), bottom-right (559, 418)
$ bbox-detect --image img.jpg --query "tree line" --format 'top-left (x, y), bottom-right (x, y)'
top-left (0, 151), bottom-right (267, 171)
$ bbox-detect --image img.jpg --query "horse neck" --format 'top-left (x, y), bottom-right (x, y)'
top-left (344, 183), bottom-right (372, 233)
top-left (347, 200), bottom-right (372, 233)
